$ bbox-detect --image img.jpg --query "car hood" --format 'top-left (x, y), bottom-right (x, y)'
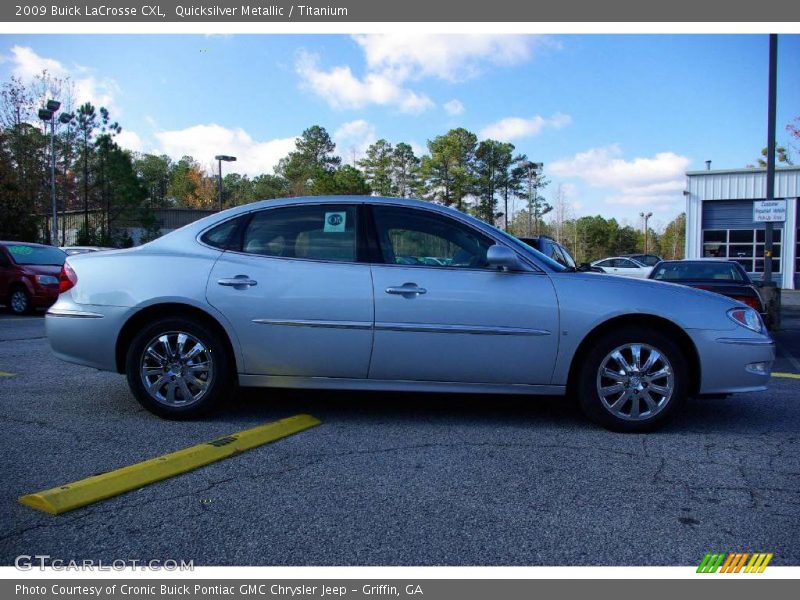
top-left (549, 271), bottom-right (748, 331)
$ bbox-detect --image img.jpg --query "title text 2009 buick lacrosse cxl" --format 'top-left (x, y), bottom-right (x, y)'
top-left (45, 196), bottom-right (775, 431)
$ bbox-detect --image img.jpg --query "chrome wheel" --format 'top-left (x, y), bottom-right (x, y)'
top-left (10, 289), bottom-right (28, 314)
top-left (596, 343), bottom-right (674, 421)
top-left (140, 331), bottom-right (214, 407)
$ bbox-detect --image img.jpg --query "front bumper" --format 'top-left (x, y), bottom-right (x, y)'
top-left (692, 329), bottom-right (775, 394)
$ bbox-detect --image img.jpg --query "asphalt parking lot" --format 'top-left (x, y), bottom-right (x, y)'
top-left (1, 305), bottom-right (799, 566)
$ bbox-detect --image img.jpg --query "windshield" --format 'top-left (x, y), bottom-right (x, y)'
top-left (651, 261), bottom-right (745, 282)
top-left (5, 243), bottom-right (66, 266)
top-left (631, 254), bottom-right (661, 267)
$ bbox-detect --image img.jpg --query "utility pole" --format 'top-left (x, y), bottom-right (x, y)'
top-left (762, 33), bottom-right (780, 329)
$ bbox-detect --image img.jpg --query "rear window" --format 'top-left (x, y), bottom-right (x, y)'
top-left (652, 262), bottom-right (745, 282)
top-left (4, 244), bottom-right (66, 266)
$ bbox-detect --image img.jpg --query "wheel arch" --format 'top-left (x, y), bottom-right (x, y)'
top-left (115, 302), bottom-right (240, 375)
top-left (566, 314), bottom-right (701, 396)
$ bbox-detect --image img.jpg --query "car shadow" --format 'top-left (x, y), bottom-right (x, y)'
top-left (221, 387), bottom-right (589, 430)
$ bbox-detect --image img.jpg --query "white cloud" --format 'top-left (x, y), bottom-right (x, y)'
top-left (334, 119), bottom-right (377, 162)
top-left (549, 144), bottom-right (690, 209)
top-left (154, 124), bottom-right (297, 177)
top-left (443, 99), bottom-right (465, 116)
top-left (480, 113), bottom-right (571, 141)
top-left (296, 35), bottom-right (543, 114)
top-left (115, 130), bottom-right (144, 153)
top-left (8, 45), bottom-right (120, 111)
top-left (353, 34), bottom-right (538, 82)
top-left (296, 51), bottom-right (432, 113)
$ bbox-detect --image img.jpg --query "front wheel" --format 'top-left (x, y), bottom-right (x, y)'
top-left (125, 316), bottom-right (234, 419)
top-left (8, 286), bottom-right (32, 315)
top-left (576, 327), bottom-right (688, 432)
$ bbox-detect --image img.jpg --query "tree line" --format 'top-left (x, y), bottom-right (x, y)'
top-left (1, 70), bottom-right (685, 261)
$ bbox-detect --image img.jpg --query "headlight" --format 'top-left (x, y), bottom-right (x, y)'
top-left (35, 275), bottom-right (59, 286)
top-left (727, 307), bottom-right (763, 333)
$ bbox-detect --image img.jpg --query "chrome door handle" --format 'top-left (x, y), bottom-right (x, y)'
top-left (386, 283), bottom-right (427, 297)
top-left (217, 275), bottom-right (258, 289)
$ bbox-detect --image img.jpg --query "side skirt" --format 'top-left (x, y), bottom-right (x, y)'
top-left (237, 374), bottom-right (566, 396)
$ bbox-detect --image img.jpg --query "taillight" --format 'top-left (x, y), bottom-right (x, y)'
top-left (59, 262), bottom-right (78, 293)
top-left (734, 295), bottom-right (762, 312)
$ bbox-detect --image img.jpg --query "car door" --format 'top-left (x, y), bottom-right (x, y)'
top-left (367, 205), bottom-right (559, 385)
top-left (0, 248), bottom-right (11, 300)
top-left (205, 203), bottom-right (374, 378)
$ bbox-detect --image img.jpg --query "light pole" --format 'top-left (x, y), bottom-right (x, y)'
top-left (38, 99), bottom-right (61, 246)
top-left (214, 155), bottom-right (236, 211)
top-left (640, 211), bottom-right (653, 253)
top-left (58, 112), bottom-right (73, 246)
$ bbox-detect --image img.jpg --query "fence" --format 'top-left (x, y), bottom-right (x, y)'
top-left (41, 208), bottom-right (218, 247)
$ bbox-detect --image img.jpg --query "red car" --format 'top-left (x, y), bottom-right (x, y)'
top-left (0, 241), bottom-right (66, 315)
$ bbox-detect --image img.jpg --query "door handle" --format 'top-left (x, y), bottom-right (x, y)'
top-left (386, 283), bottom-right (427, 297)
top-left (217, 275), bottom-right (258, 289)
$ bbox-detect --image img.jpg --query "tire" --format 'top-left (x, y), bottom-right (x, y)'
top-left (8, 285), bottom-right (32, 315)
top-left (576, 327), bottom-right (688, 432)
top-left (125, 316), bottom-right (234, 419)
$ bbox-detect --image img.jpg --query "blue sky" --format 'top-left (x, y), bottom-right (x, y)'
top-left (1, 34), bottom-right (798, 228)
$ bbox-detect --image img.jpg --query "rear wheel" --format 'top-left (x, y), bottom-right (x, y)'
top-left (576, 327), bottom-right (688, 432)
top-left (8, 286), bottom-right (31, 315)
top-left (125, 316), bottom-right (234, 419)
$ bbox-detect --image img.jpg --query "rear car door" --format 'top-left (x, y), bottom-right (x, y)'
top-left (0, 247), bottom-right (11, 300)
top-left (205, 203), bottom-right (374, 378)
top-left (367, 205), bottom-right (559, 385)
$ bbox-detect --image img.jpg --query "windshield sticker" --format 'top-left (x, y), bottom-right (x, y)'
top-left (324, 211), bottom-right (346, 233)
top-left (8, 245), bottom-right (33, 255)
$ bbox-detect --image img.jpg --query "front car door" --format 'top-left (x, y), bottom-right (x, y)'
top-left (205, 203), bottom-right (374, 378)
top-left (367, 204), bottom-right (560, 386)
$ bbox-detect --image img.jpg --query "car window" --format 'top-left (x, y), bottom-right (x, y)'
top-left (242, 205), bottom-right (358, 262)
top-left (557, 243), bottom-right (577, 268)
top-left (595, 259), bottom-right (612, 268)
top-left (201, 215), bottom-right (247, 250)
top-left (4, 244), bottom-right (66, 266)
top-left (372, 206), bottom-right (493, 268)
top-left (617, 259), bottom-right (637, 268)
top-left (651, 262), bottom-right (745, 282)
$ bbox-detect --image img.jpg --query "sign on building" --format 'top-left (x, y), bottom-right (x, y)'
top-left (753, 200), bottom-right (786, 222)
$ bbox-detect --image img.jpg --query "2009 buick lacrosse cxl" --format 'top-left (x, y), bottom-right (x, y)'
top-left (45, 196), bottom-right (775, 431)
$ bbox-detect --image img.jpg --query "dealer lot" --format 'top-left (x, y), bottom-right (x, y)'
top-left (1, 308), bottom-right (799, 566)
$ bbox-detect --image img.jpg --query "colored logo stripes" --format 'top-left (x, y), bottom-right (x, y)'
top-left (697, 552), bottom-right (773, 573)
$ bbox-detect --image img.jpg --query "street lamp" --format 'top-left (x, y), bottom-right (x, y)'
top-left (38, 99), bottom-right (61, 246)
top-left (521, 161), bottom-right (543, 236)
top-left (640, 211), bottom-right (653, 253)
top-left (214, 155), bottom-right (237, 211)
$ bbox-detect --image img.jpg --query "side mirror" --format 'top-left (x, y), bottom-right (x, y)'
top-left (487, 245), bottom-right (522, 271)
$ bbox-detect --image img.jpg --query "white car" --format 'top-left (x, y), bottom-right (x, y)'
top-left (591, 256), bottom-right (653, 278)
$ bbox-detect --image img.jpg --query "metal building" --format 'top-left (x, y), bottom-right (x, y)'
top-left (685, 166), bottom-right (800, 289)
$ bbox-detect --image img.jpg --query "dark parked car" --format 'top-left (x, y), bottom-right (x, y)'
top-left (0, 242), bottom-right (67, 315)
top-left (517, 236), bottom-right (602, 272)
top-left (623, 253), bottom-right (663, 267)
top-left (649, 259), bottom-right (765, 319)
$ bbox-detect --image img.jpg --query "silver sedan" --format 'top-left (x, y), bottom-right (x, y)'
top-left (45, 196), bottom-right (775, 431)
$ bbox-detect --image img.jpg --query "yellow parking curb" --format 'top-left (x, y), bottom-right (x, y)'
top-left (772, 372), bottom-right (800, 379)
top-left (19, 414), bottom-right (321, 515)
top-left (0, 371), bottom-right (16, 377)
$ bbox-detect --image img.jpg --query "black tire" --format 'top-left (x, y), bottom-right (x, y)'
top-left (125, 316), bottom-right (234, 419)
top-left (8, 285), bottom-right (32, 315)
top-left (576, 327), bottom-right (688, 432)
